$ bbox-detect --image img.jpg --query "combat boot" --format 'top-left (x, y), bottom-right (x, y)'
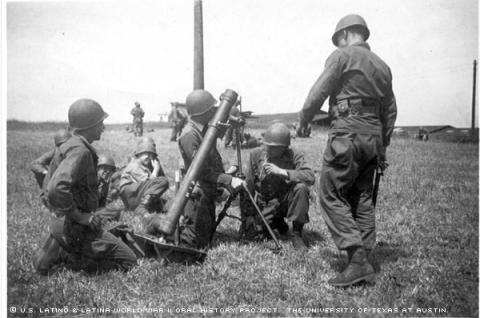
top-left (329, 247), bottom-right (375, 287)
top-left (289, 222), bottom-right (307, 250)
top-left (33, 233), bottom-right (68, 275)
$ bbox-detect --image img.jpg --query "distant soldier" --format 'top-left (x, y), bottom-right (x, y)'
top-left (118, 137), bottom-right (169, 223)
top-left (33, 99), bottom-right (137, 275)
top-left (417, 127), bottom-right (429, 141)
top-left (241, 123), bottom-right (315, 249)
top-left (131, 101), bottom-right (145, 137)
top-left (224, 97), bottom-right (245, 148)
top-left (241, 132), bottom-right (262, 149)
top-left (31, 129), bottom-right (71, 189)
top-left (298, 14), bottom-right (397, 286)
top-left (169, 102), bottom-right (188, 142)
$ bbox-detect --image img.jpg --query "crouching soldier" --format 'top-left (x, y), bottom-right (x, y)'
top-left (95, 154), bottom-right (125, 222)
top-left (241, 122), bottom-right (315, 249)
top-left (118, 137), bottom-right (169, 221)
top-left (30, 129), bottom-right (72, 189)
top-left (33, 99), bottom-right (137, 275)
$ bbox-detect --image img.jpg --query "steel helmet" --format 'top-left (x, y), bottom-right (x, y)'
top-left (68, 99), bottom-right (108, 130)
top-left (135, 137), bottom-right (157, 156)
top-left (332, 14), bottom-right (370, 46)
top-left (185, 90), bottom-right (217, 117)
top-left (53, 129), bottom-right (72, 147)
top-left (263, 122), bottom-right (291, 147)
top-left (97, 154), bottom-right (116, 168)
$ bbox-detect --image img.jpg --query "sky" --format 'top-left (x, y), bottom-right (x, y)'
top-left (4, 0), bottom-right (479, 127)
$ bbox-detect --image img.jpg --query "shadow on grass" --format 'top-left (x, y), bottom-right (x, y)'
top-left (212, 228), bottom-right (241, 246)
top-left (303, 229), bottom-right (324, 247)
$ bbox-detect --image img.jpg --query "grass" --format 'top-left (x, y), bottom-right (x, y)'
top-left (6, 126), bottom-right (478, 317)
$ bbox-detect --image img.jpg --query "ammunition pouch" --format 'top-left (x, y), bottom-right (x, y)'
top-left (330, 98), bottom-right (380, 119)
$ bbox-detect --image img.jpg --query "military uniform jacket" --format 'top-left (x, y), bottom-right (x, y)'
top-left (178, 120), bottom-right (232, 192)
top-left (118, 160), bottom-right (165, 190)
top-left (31, 149), bottom-right (55, 176)
top-left (45, 134), bottom-right (99, 215)
top-left (245, 147), bottom-right (315, 200)
top-left (131, 107), bottom-right (145, 122)
top-left (300, 41), bottom-right (397, 146)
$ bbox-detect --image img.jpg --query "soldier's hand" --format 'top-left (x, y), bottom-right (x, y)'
top-left (230, 177), bottom-right (246, 191)
top-left (225, 165), bottom-right (238, 175)
top-left (88, 213), bottom-right (103, 232)
top-left (263, 163), bottom-right (288, 178)
top-left (378, 146), bottom-right (388, 171)
top-left (151, 158), bottom-right (161, 170)
top-left (262, 208), bottom-right (275, 224)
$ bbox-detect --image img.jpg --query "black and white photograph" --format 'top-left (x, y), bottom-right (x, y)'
top-left (3, 0), bottom-right (478, 317)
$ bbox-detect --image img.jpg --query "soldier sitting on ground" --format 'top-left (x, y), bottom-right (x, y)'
top-left (95, 154), bottom-right (125, 222)
top-left (118, 137), bottom-right (169, 231)
top-left (240, 122), bottom-right (315, 250)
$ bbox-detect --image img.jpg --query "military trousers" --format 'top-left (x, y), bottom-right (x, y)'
top-left (120, 177), bottom-right (169, 211)
top-left (319, 132), bottom-right (381, 251)
top-left (241, 183), bottom-right (310, 237)
top-left (133, 120), bottom-right (143, 137)
top-left (63, 217), bottom-right (137, 273)
top-left (271, 183), bottom-right (310, 225)
top-left (180, 186), bottom-right (216, 249)
top-left (33, 214), bottom-right (137, 274)
top-left (224, 126), bottom-right (244, 148)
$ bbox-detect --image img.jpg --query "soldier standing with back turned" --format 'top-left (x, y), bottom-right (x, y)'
top-left (131, 101), bottom-right (145, 137)
top-left (298, 14), bottom-right (397, 287)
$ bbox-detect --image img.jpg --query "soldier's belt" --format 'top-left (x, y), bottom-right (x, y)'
top-left (332, 98), bottom-right (380, 117)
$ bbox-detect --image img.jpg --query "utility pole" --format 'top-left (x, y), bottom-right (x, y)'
top-left (193, 0), bottom-right (204, 90)
top-left (472, 59), bottom-right (477, 137)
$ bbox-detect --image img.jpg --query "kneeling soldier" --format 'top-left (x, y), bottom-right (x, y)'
top-left (241, 122), bottom-right (315, 249)
top-left (118, 137), bottom-right (169, 220)
top-left (33, 99), bottom-right (137, 275)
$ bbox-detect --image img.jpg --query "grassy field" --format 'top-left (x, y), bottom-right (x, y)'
top-left (6, 125), bottom-right (478, 317)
